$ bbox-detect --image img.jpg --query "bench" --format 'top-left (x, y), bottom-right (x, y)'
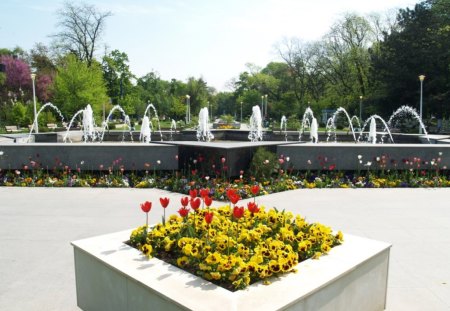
top-left (5, 126), bottom-right (20, 133)
top-left (47, 123), bottom-right (57, 130)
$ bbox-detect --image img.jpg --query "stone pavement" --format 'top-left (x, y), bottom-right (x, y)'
top-left (0, 187), bottom-right (449, 310)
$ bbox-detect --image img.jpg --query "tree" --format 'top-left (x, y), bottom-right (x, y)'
top-left (52, 54), bottom-right (108, 119)
top-left (370, 0), bottom-right (450, 117)
top-left (102, 50), bottom-right (134, 105)
top-left (52, 2), bottom-right (112, 66)
top-left (30, 43), bottom-right (56, 76)
top-left (0, 55), bottom-right (32, 103)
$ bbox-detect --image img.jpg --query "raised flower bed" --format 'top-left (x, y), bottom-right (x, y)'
top-left (72, 230), bottom-right (390, 311)
top-left (72, 191), bottom-right (391, 310)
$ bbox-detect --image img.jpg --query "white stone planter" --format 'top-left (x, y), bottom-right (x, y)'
top-left (72, 230), bottom-right (391, 311)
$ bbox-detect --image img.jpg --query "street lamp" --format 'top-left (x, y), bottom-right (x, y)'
top-left (260, 95), bottom-right (264, 118)
top-left (264, 94), bottom-right (268, 119)
top-left (185, 95), bottom-right (190, 124)
top-left (359, 95), bottom-right (363, 122)
top-left (240, 102), bottom-right (243, 122)
top-left (30, 73), bottom-right (38, 133)
top-left (419, 75), bottom-right (425, 134)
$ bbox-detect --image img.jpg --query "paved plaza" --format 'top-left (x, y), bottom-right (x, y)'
top-left (0, 187), bottom-right (449, 310)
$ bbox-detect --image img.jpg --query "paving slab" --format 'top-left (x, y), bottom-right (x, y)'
top-left (0, 187), bottom-right (449, 310)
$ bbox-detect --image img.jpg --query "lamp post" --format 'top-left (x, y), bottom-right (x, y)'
top-left (264, 94), bottom-right (268, 119)
top-left (359, 95), bottom-right (363, 122)
top-left (418, 75), bottom-right (425, 134)
top-left (185, 95), bottom-right (190, 124)
top-left (30, 73), bottom-right (38, 133)
top-left (260, 95), bottom-right (264, 118)
top-left (208, 101), bottom-right (211, 120)
top-left (240, 102), bottom-right (243, 122)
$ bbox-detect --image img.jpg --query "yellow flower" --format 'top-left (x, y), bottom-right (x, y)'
top-left (177, 256), bottom-right (189, 266)
top-left (140, 244), bottom-right (152, 257)
top-left (210, 272), bottom-right (221, 280)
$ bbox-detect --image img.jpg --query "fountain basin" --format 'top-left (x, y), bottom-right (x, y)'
top-left (72, 230), bottom-right (391, 311)
top-left (277, 143), bottom-right (450, 170)
top-left (159, 141), bottom-right (296, 177)
top-left (0, 143), bottom-right (178, 171)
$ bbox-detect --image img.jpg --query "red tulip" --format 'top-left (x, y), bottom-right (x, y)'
top-left (226, 188), bottom-right (237, 200)
top-left (229, 193), bottom-right (241, 205)
top-left (190, 197), bottom-right (201, 211)
top-left (178, 207), bottom-right (190, 218)
top-left (140, 201), bottom-right (152, 213)
top-left (181, 197), bottom-right (189, 207)
top-left (233, 206), bottom-right (245, 219)
top-left (204, 211), bottom-right (214, 224)
top-left (200, 188), bottom-right (210, 198)
top-left (251, 185), bottom-right (260, 195)
top-left (159, 197), bottom-right (170, 208)
top-left (247, 201), bottom-right (260, 214)
top-left (221, 157), bottom-right (226, 163)
top-left (189, 189), bottom-right (198, 198)
top-left (204, 196), bottom-right (213, 207)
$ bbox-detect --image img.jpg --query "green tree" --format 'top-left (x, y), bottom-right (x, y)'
top-left (102, 50), bottom-right (134, 106)
top-left (370, 0), bottom-right (450, 118)
top-left (52, 54), bottom-right (108, 119)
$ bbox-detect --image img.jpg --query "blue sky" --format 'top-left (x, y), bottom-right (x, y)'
top-left (2, 0), bottom-right (417, 91)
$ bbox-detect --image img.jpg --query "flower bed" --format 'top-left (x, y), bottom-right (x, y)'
top-left (129, 191), bottom-right (343, 291)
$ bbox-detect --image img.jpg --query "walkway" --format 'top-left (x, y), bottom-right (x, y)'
top-left (0, 187), bottom-right (449, 310)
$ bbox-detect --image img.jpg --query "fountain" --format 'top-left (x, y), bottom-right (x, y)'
top-left (280, 115), bottom-right (287, 141)
top-left (100, 105), bottom-right (133, 142)
top-left (139, 116), bottom-right (152, 143)
top-left (63, 104), bottom-right (99, 143)
top-left (248, 105), bottom-right (263, 142)
top-left (3, 102), bottom-right (449, 177)
top-left (326, 107), bottom-right (358, 143)
top-left (27, 102), bottom-right (66, 142)
top-left (387, 105), bottom-right (430, 143)
top-left (368, 117), bottom-right (377, 144)
top-left (310, 117), bottom-right (319, 143)
top-left (357, 115), bottom-right (395, 144)
top-left (196, 107), bottom-right (214, 142)
top-left (143, 103), bottom-right (163, 141)
top-left (169, 119), bottom-right (177, 141)
top-left (299, 107), bottom-right (315, 142)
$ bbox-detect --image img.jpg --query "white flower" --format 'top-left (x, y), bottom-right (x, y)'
top-left (264, 160), bottom-right (269, 164)
top-left (286, 157), bottom-right (290, 162)
top-left (80, 161), bottom-right (84, 165)
top-left (359, 160), bottom-right (363, 164)
top-left (205, 176), bottom-right (210, 181)
top-left (357, 155), bottom-right (362, 160)
top-left (0, 151), bottom-right (4, 156)
top-left (307, 160), bottom-right (312, 165)
top-left (193, 159), bottom-right (197, 164)
top-left (365, 162), bottom-right (372, 167)
top-left (376, 157), bottom-right (380, 162)
top-left (439, 152), bottom-right (443, 156)
top-left (157, 160), bottom-right (161, 165)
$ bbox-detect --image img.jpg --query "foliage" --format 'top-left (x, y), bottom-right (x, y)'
top-left (52, 54), bottom-right (108, 118)
top-left (0, 55), bottom-right (32, 102)
top-left (370, 0), bottom-right (450, 118)
top-left (249, 148), bottom-right (279, 180)
top-left (102, 49), bottom-right (134, 107)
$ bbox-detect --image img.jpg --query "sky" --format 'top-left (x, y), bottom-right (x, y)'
top-left (1, 0), bottom-right (418, 92)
